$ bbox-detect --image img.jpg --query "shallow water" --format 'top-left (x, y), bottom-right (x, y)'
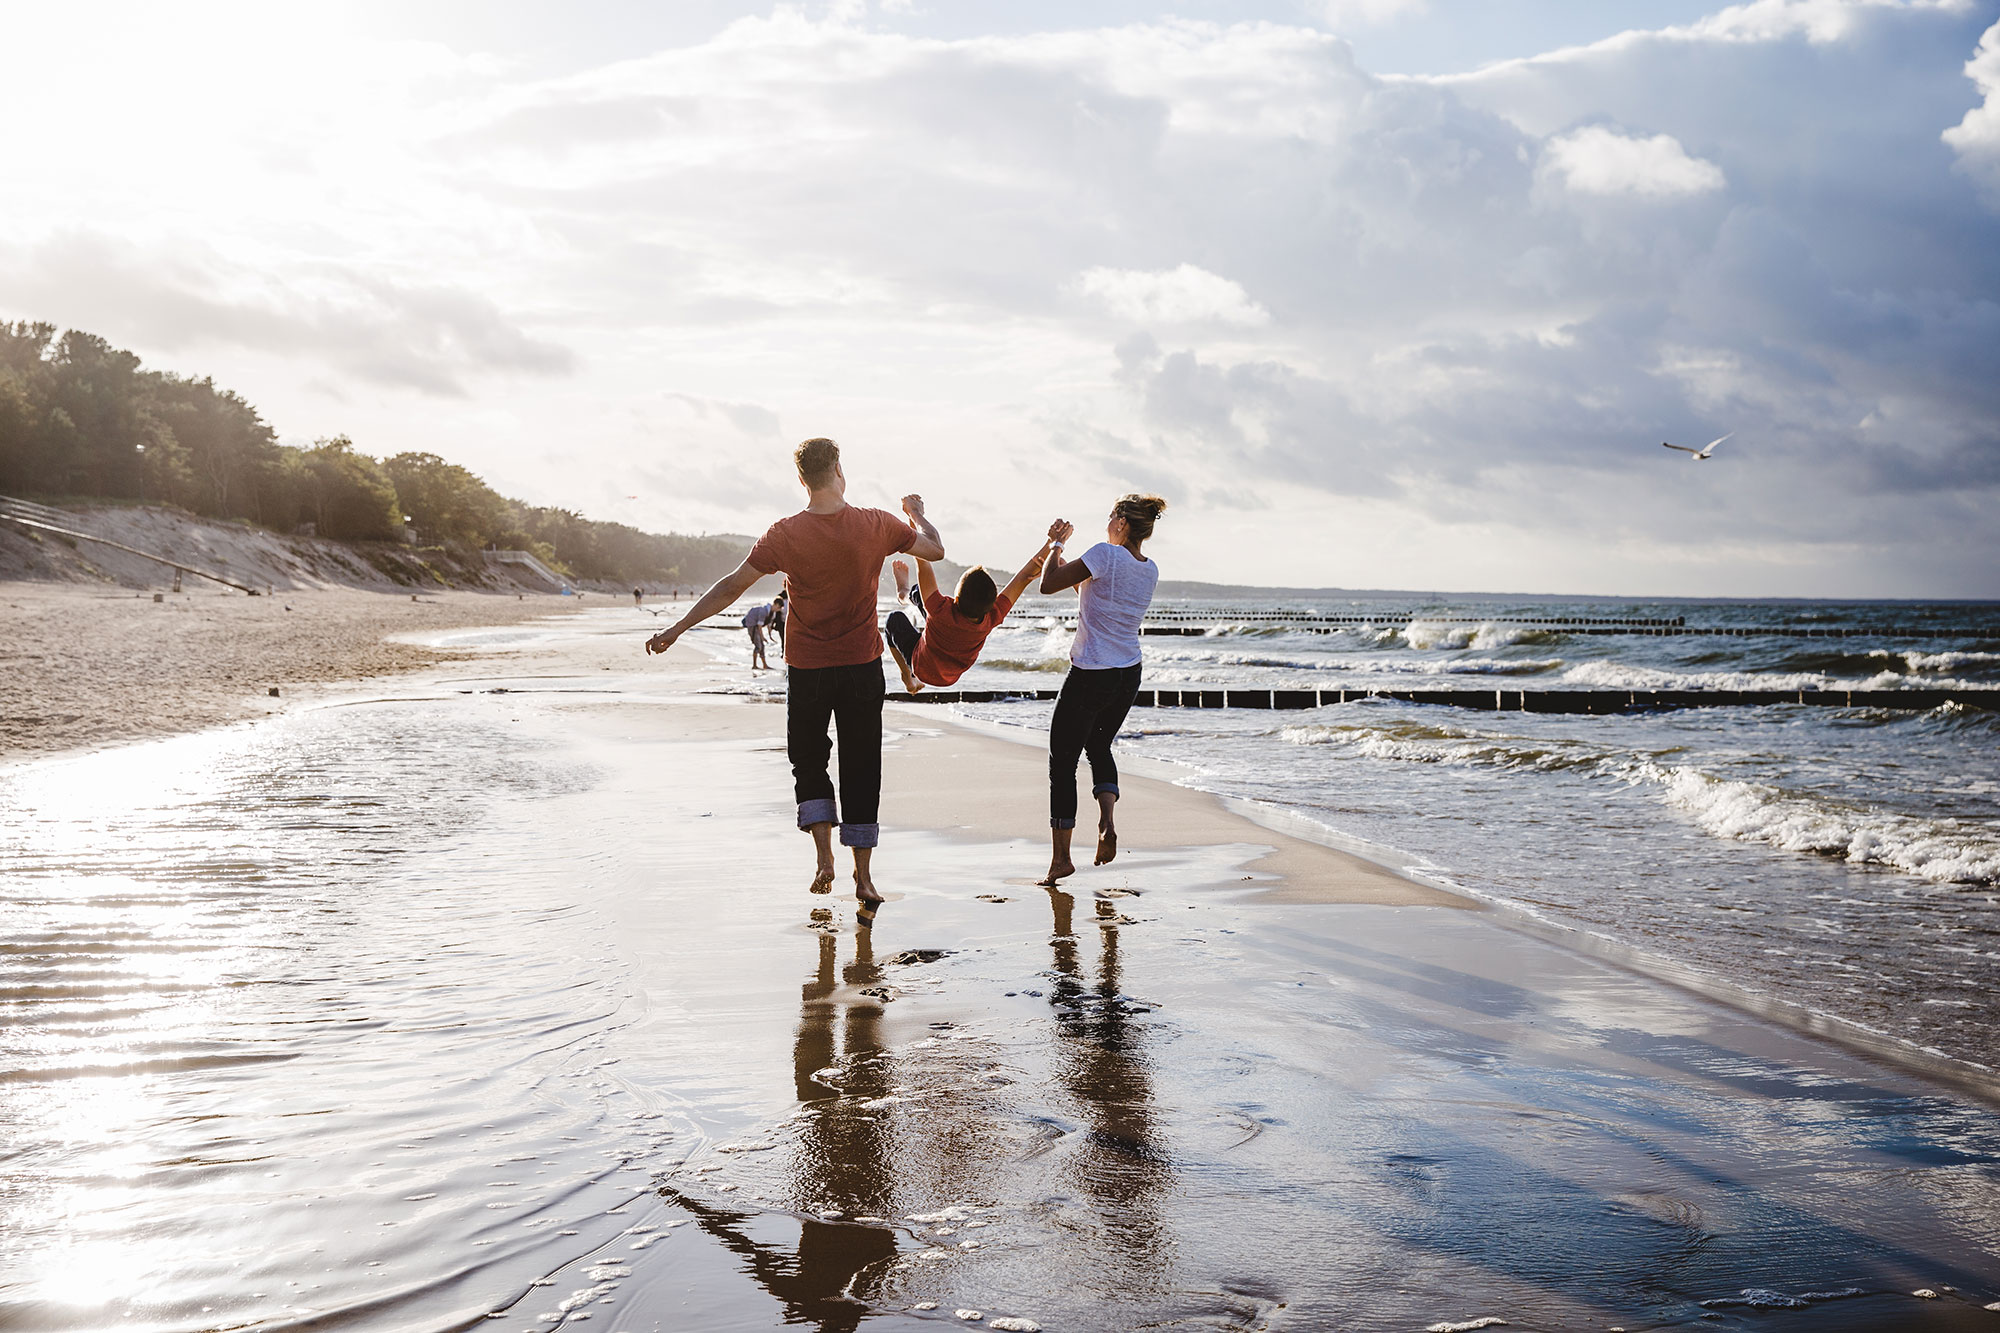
top-left (730, 593), bottom-right (2000, 1075)
top-left (4, 616), bottom-right (1999, 1332)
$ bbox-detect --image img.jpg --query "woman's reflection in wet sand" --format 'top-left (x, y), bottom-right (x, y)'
top-left (1041, 885), bottom-right (1172, 1283)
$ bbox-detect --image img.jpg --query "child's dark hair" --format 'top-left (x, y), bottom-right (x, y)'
top-left (1113, 493), bottom-right (1169, 543)
top-left (953, 566), bottom-right (998, 621)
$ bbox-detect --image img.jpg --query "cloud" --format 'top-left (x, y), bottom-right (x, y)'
top-left (1943, 18), bottom-right (2000, 203)
top-left (0, 233), bottom-right (575, 397)
top-left (1313, 0), bottom-right (1429, 30)
top-left (663, 392), bottom-right (782, 437)
top-left (1540, 126), bottom-right (1727, 196)
top-left (1, 2), bottom-right (1994, 594)
top-left (1075, 264), bottom-right (1270, 326)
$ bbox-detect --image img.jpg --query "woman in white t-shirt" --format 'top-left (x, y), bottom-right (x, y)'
top-left (1036, 493), bottom-right (1168, 885)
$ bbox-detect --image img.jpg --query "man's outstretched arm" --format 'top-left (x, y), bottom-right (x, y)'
top-left (901, 494), bottom-right (946, 562)
top-left (646, 559), bottom-right (768, 655)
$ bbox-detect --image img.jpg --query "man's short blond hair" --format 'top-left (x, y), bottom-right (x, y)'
top-left (795, 437), bottom-right (840, 488)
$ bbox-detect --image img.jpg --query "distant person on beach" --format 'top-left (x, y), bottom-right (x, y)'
top-left (633, 586), bottom-right (643, 606)
top-left (644, 438), bottom-right (945, 926)
top-left (882, 540), bottom-right (1053, 693)
top-left (743, 599), bottom-right (777, 671)
top-left (1037, 494), bottom-right (1167, 886)
top-left (770, 589), bottom-right (788, 653)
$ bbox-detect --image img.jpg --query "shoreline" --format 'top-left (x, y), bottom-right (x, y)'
top-left (0, 580), bottom-right (582, 763)
top-left (4, 607), bottom-right (1999, 1328)
top-left (913, 701), bottom-right (2000, 1105)
top-left (9, 584), bottom-right (1997, 1106)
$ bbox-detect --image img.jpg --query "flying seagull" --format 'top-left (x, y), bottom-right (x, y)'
top-left (1663, 433), bottom-right (1732, 460)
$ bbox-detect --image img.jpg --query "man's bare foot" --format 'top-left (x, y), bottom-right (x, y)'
top-left (887, 640), bottom-right (921, 694)
top-left (807, 820), bottom-right (836, 893)
top-left (1038, 858), bottom-right (1075, 887)
top-left (1094, 828), bottom-right (1117, 865)
top-left (854, 869), bottom-right (884, 928)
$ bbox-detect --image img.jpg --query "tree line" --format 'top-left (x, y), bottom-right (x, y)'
top-left (0, 321), bottom-right (749, 586)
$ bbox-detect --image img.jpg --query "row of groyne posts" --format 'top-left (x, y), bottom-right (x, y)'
top-left (894, 685), bottom-right (1995, 714)
top-left (1136, 611), bottom-right (1974, 639)
top-left (895, 610), bottom-right (1997, 715)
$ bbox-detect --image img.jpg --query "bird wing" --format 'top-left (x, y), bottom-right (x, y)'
top-left (1697, 432), bottom-right (1733, 457)
top-left (1662, 442), bottom-right (1698, 454)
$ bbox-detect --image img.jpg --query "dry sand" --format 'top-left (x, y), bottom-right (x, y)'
top-left (0, 581), bottom-right (580, 761)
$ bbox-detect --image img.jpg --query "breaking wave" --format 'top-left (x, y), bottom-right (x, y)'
top-left (1280, 718), bottom-right (2000, 885)
top-left (1875, 648), bottom-right (2000, 674)
top-left (1400, 620), bottom-right (1562, 650)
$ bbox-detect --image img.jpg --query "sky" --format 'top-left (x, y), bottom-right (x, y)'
top-left (3, 0), bottom-right (1997, 597)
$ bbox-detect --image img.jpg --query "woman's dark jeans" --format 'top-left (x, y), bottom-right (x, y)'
top-left (1048, 662), bottom-right (1142, 829)
top-left (787, 660), bottom-right (885, 848)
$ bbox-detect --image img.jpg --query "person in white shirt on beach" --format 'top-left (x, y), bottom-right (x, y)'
top-left (1036, 493), bottom-right (1168, 886)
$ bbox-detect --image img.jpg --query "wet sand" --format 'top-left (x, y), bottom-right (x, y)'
top-left (3, 608), bottom-right (1998, 1332)
top-left (0, 581), bottom-right (580, 760)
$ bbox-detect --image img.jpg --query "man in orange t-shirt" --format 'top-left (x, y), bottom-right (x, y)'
top-left (645, 438), bottom-right (945, 925)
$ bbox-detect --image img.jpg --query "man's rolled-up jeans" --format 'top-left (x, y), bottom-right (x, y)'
top-left (787, 660), bottom-right (885, 848)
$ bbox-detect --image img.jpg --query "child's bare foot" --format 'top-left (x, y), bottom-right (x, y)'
top-left (892, 559), bottom-right (912, 602)
top-left (1038, 857), bottom-right (1075, 887)
top-left (887, 640), bottom-right (921, 694)
top-left (1094, 828), bottom-right (1117, 865)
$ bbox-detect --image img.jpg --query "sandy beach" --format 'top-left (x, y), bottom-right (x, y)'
top-left (2, 604), bottom-right (1997, 1332)
top-left (0, 581), bottom-right (581, 760)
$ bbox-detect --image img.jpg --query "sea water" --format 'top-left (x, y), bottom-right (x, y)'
top-left (852, 594), bottom-right (2000, 1074)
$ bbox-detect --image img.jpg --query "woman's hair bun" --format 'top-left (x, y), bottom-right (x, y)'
top-left (1113, 493), bottom-right (1168, 540)
top-left (1118, 493), bottom-right (1168, 520)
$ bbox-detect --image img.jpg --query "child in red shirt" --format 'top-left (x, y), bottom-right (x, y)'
top-left (884, 539), bottom-right (1053, 692)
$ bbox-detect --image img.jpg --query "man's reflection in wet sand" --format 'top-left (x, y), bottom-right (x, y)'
top-left (658, 895), bottom-right (1171, 1326)
top-left (1042, 886), bottom-right (1172, 1277)
top-left (654, 913), bottom-right (898, 1333)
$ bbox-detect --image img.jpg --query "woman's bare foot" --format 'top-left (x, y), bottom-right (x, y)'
top-left (1040, 825), bottom-right (1076, 886)
top-left (1093, 791), bottom-right (1119, 865)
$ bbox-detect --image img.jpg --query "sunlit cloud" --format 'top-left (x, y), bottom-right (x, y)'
top-left (1075, 265), bottom-right (1270, 326)
top-left (1540, 126), bottom-right (1727, 196)
top-left (0, 0), bottom-right (1993, 595)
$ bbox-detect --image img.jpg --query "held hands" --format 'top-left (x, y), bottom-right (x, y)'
top-left (1048, 519), bottom-right (1075, 546)
top-left (902, 493), bottom-right (926, 521)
